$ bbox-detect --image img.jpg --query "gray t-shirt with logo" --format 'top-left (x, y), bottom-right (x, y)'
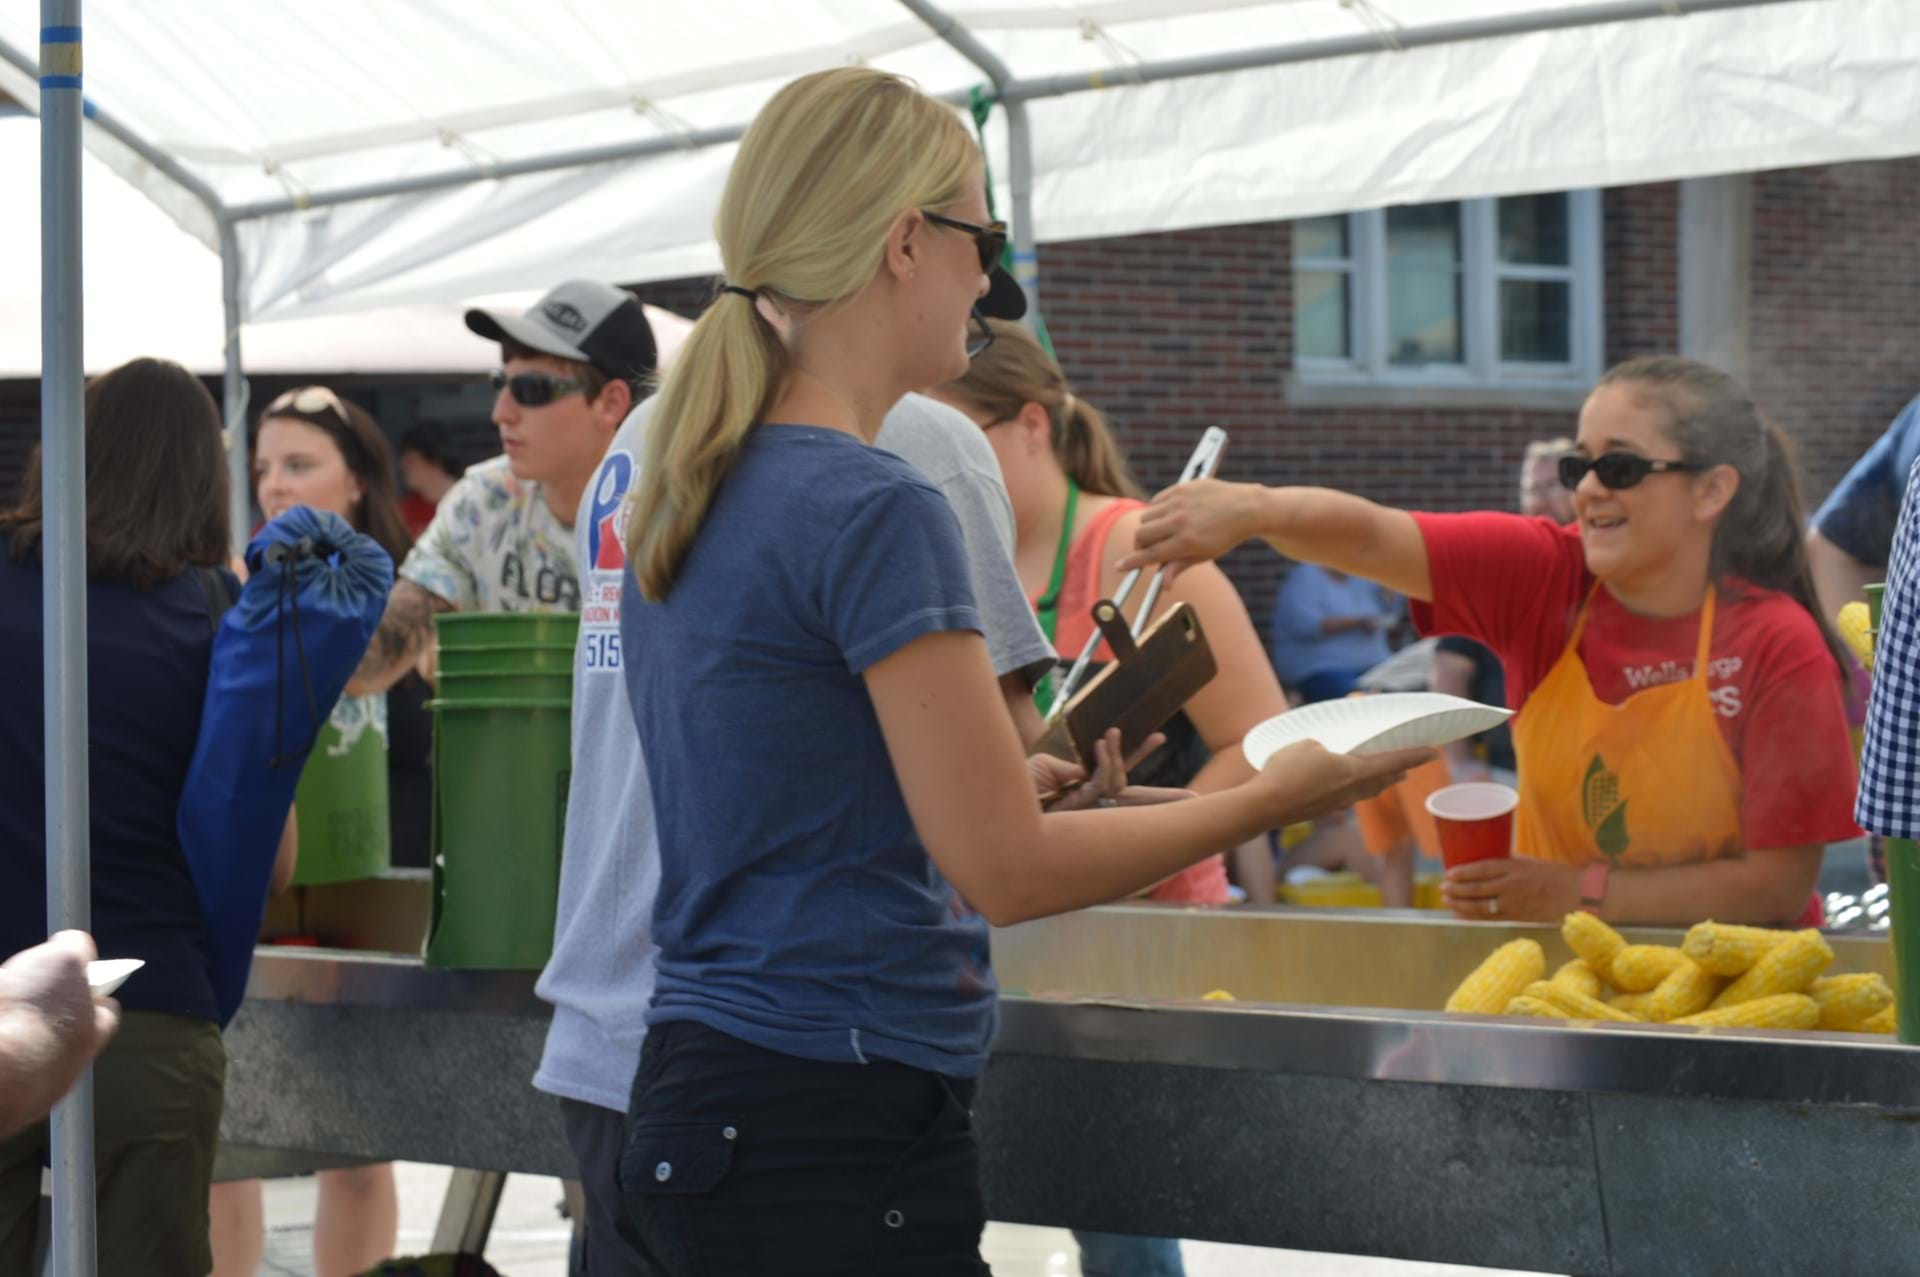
top-left (532, 392), bottom-right (1055, 1110)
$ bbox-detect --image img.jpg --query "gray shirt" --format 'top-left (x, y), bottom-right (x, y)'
top-left (532, 392), bottom-right (1055, 1111)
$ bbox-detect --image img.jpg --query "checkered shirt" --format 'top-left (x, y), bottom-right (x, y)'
top-left (1857, 454), bottom-right (1920, 835)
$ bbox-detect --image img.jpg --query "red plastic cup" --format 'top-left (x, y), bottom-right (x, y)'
top-left (1424, 783), bottom-right (1518, 870)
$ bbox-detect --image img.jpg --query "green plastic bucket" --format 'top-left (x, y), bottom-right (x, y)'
top-left (436, 643), bottom-right (577, 675)
top-left (291, 693), bottom-right (391, 885)
top-left (423, 695), bottom-right (571, 970)
top-left (1886, 839), bottom-right (1920, 1046)
top-left (433, 671), bottom-right (575, 701)
top-left (435, 612), bottom-right (580, 650)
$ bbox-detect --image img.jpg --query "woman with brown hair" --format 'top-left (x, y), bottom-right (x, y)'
top-left (931, 318), bottom-right (1292, 907)
top-left (0, 358), bottom-right (239, 1276)
top-left (1123, 355), bottom-right (1861, 926)
top-left (211, 384), bottom-right (426, 1277)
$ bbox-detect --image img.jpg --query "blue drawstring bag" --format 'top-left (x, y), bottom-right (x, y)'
top-left (177, 507), bottom-right (392, 1025)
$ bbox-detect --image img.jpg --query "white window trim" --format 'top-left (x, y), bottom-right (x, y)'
top-left (1290, 191), bottom-right (1605, 409)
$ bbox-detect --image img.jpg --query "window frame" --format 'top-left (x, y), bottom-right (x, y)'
top-left (1290, 190), bottom-right (1604, 404)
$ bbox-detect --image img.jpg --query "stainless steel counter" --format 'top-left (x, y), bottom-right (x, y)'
top-left (222, 907), bottom-right (1920, 1275)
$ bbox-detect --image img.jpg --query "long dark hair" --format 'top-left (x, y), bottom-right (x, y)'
top-left (254, 387), bottom-right (413, 565)
top-left (2, 358), bottom-right (231, 587)
top-left (1597, 355), bottom-right (1847, 677)
top-left (939, 318), bottom-right (1144, 499)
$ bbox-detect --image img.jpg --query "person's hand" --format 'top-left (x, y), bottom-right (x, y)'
top-left (0, 932), bottom-right (120, 1137)
top-left (1251, 741), bottom-right (1434, 827)
top-left (1442, 858), bottom-right (1580, 922)
top-left (1116, 479), bottom-right (1272, 578)
top-left (1032, 729), bottom-right (1188, 811)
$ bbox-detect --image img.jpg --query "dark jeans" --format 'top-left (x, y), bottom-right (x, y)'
top-left (619, 1020), bottom-right (989, 1276)
top-left (562, 1098), bottom-right (660, 1277)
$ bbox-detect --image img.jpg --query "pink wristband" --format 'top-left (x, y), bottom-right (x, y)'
top-left (1580, 861), bottom-right (1611, 914)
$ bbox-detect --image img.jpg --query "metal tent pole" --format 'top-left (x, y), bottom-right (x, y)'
top-left (896, 0), bottom-right (1042, 327)
top-left (37, 5), bottom-right (96, 1275)
top-left (999, 0), bottom-right (1804, 102)
top-left (219, 219), bottom-right (249, 555)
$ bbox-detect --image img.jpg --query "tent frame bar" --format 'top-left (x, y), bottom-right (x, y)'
top-left (206, 0), bottom-right (1800, 226)
top-left (38, 5), bottom-right (97, 1275)
top-left (897, 0), bottom-right (1042, 323)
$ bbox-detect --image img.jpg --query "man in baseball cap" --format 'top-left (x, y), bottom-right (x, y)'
top-left (345, 281), bottom-right (656, 695)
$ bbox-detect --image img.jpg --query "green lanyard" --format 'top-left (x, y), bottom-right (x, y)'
top-left (1031, 480), bottom-right (1078, 709)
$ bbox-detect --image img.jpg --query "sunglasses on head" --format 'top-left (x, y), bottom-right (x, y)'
top-left (267, 385), bottom-right (349, 425)
top-left (1558, 451), bottom-right (1706, 492)
top-left (490, 369), bottom-right (590, 408)
top-left (921, 211), bottom-right (1009, 274)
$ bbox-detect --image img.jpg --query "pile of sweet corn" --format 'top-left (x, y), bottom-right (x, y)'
top-left (1444, 914), bottom-right (1897, 1033)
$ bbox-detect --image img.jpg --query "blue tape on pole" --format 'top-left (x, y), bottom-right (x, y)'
top-left (40, 74), bottom-right (81, 89)
top-left (41, 25), bottom-right (82, 41)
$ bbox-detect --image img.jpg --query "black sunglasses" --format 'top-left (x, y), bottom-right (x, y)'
top-left (965, 308), bottom-right (996, 361)
top-left (1558, 452), bottom-right (1706, 492)
top-left (490, 369), bottom-right (590, 408)
top-left (922, 211), bottom-right (1009, 274)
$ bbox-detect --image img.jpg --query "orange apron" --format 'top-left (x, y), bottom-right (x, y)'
top-left (1512, 589), bottom-right (1743, 867)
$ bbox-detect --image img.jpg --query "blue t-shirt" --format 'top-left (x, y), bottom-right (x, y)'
top-left (1267, 563), bottom-right (1397, 684)
top-left (0, 536), bottom-right (228, 1022)
top-left (1813, 394), bottom-right (1920, 569)
top-left (623, 425), bottom-right (995, 1078)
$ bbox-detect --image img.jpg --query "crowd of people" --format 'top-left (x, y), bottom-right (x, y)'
top-left (0, 60), bottom-right (1908, 1277)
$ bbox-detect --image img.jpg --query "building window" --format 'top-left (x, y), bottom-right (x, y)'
top-left (1291, 191), bottom-right (1602, 403)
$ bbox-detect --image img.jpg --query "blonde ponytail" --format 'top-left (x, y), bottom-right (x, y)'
top-left (622, 67), bottom-right (980, 600)
top-left (939, 318), bottom-right (1143, 499)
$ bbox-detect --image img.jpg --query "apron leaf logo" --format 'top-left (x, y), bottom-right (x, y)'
top-left (1582, 753), bottom-right (1630, 860)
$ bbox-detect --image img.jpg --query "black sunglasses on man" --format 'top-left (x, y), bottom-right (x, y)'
top-left (491, 369), bottom-right (591, 408)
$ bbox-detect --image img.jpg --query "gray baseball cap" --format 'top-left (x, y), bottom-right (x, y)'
top-left (466, 280), bottom-right (658, 382)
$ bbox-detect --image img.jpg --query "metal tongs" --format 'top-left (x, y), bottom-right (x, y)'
top-left (1043, 427), bottom-right (1228, 722)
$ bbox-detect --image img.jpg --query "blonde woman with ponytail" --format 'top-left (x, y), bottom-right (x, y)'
top-left (610, 68), bottom-right (1425, 1275)
top-left (1124, 355), bottom-right (1862, 930)
top-left (931, 318), bottom-right (1292, 908)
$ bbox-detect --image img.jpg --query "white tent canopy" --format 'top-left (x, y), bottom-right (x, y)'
top-left (4, 0), bottom-right (1918, 328)
top-left (0, 117), bottom-right (693, 375)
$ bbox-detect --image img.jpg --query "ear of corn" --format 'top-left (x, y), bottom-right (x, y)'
top-left (1609, 945), bottom-right (1689, 993)
top-left (1551, 959), bottom-right (1604, 1000)
top-left (1529, 980), bottom-right (1642, 1023)
top-left (1837, 601), bottom-right (1874, 671)
top-left (1446, 939), bottom-right (1546, 1014)
top-left (1710, 929), bottom-right (1834, 1009)
top-left (1675, 994), bottom-right (1820, 1030)
top-left (1808, 973), bottom-right (1893, 1030)
top-left (1644, 958), bottom-right (1723, 1022)
top-left (1610, 991), bottom-right (1656, 1017)
top-left (1682, 920), bottom-right (1791, 976)
top-left (1504, 995), bottom-right (1563, 1018)
top-left (1857, 1005), bottom-right (1897, 1034)
top-left (1561, 911), bottom-right (1627, 981)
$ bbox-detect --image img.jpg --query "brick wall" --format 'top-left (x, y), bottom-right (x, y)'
top-left (1747, 160), bottom-right (1920, 502)
top-left (1603, 182), bottom-right (1679, 365)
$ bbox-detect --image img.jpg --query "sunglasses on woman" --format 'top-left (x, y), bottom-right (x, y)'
top-left (267, 385), bottom-right (350, 425)
top-left (490, 369), bottom-right (590, 407)
top-left (1557, 452), bottom-right (1706, 492)
top-left (921, 211), bottom-right (1009, 274)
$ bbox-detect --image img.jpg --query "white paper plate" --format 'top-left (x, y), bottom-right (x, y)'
top-left (86, 958), bottom-right (144, 997)
top-left (1242, 693), bottom-right (1514, 769)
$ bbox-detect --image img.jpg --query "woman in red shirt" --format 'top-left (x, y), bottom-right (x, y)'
top-left (932, 319), bottom-right (1291, 905)
top-left (1120, 356), bottom-right (1859, 926)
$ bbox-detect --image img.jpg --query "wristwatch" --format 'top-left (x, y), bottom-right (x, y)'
top-left (1580, 861), bottom-right (1612, 915)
